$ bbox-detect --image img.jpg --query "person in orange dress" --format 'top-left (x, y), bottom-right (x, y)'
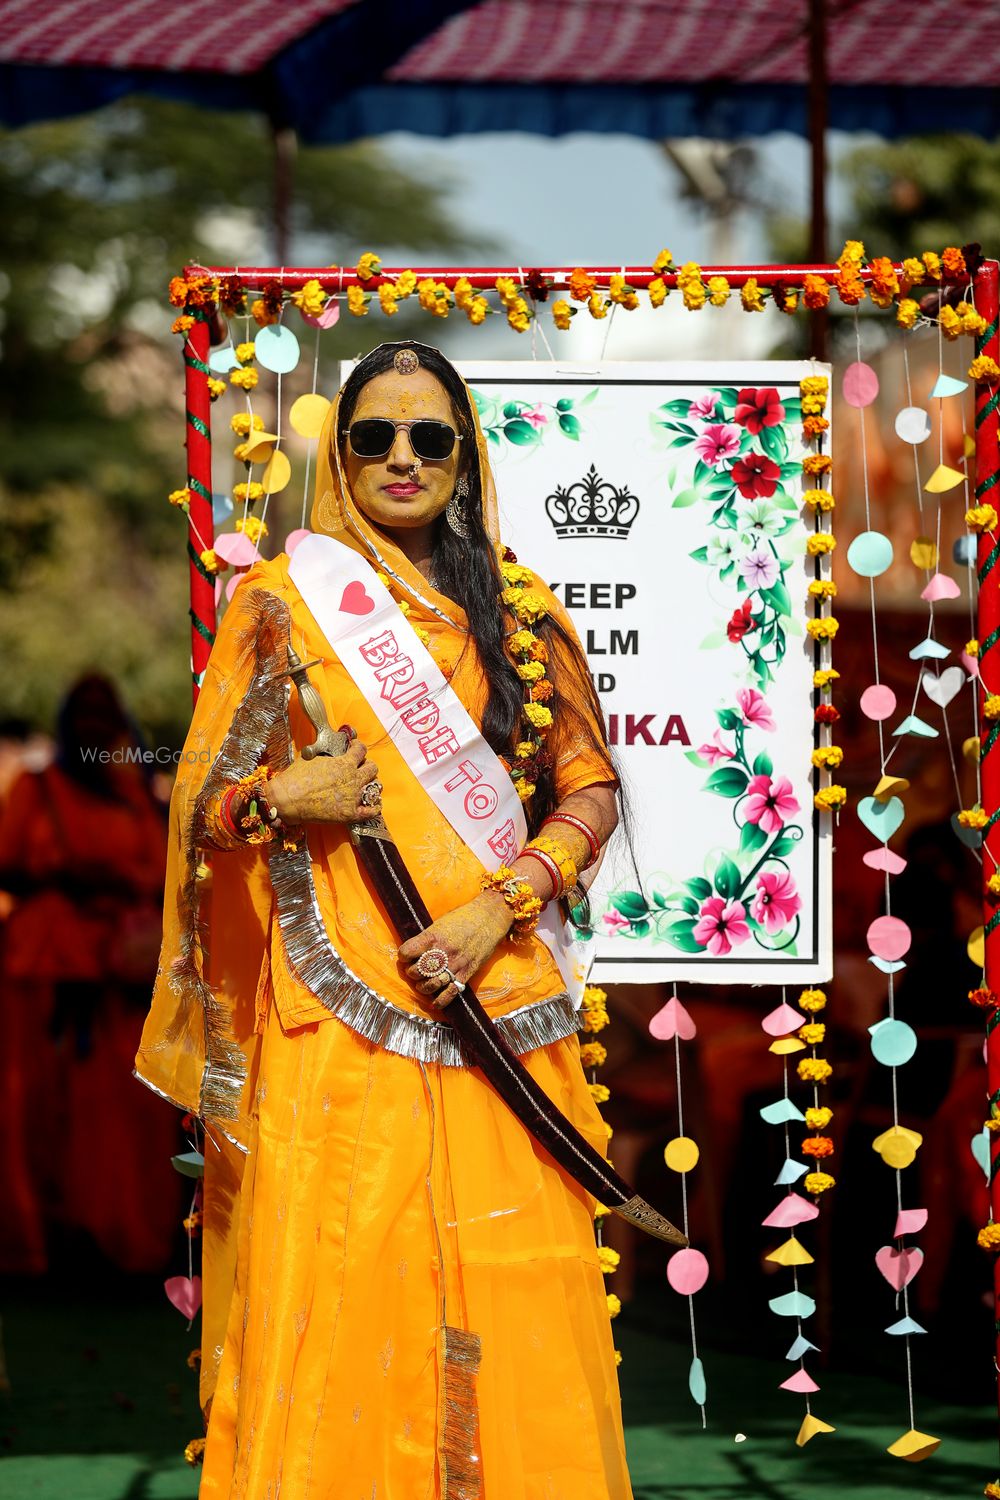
top-left (137, 342), bottom-right (634, 1498)
top-left (0, 675), bottom-right (179, 1272)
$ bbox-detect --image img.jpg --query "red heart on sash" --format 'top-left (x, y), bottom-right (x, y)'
top-left (339, 581), bottom-right (375, 615)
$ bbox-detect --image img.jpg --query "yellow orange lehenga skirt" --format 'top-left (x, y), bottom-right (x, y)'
top-left (199, 1004), bottom-right (633, 1500)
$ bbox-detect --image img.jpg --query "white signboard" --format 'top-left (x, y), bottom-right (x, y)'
top-left (457, 361), bottom-right (832, 985)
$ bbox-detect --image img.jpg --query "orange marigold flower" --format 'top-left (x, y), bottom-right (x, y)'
top-left (803, 273), bottom-right (830, 309)
top-left (942, 246), bottom-right (967, 277)
top-left (168, 275), bottom-right (190, 308)
top-left (970, 987), bottom-right (998, 1009)
top-left (171, 314), bottom-right (195, 334)
top-left (531, 679), bottom-right (554, 703)
top-left (834, 269), bottom-right (866, 306)
top-left (869, 255), bottom-right (900, 308)
top-left (803, 414), bottom-right (830, 438)
top-left (802, 1135), bottom-right (834, 1159)
top-left (568, 267), bottom-right (597, 302)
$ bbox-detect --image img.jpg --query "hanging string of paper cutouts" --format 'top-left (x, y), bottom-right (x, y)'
top-left (649, 985), bottom-right (708, 1425)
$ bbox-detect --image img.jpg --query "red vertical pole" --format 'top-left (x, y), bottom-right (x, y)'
top-left (974, 257), bottom-right (1000, 1426)
top-left (184, 316), bottom-right (216, 703)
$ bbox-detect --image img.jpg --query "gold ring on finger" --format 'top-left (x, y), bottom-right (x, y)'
top-left (415, 947), bottom-right (449, 980)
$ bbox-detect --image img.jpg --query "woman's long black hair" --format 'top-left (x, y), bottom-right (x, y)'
top-left (337, 342), bottom-right (617, 837)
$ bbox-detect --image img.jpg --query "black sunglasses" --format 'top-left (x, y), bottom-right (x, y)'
top-left (343, 418), bottom-right (462, 462)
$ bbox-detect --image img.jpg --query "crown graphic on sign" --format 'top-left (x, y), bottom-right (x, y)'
top-left (544, 465), bottom-right (640, 540)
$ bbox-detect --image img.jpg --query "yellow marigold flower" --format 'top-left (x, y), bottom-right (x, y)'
top-left (811, 745), bottom-right (844, 769)
top-left (959, 807), bottom-right (988, 829)
top-left (507, 301), bottom-right (531, 332)
top-left (805, 616), bottom-right (839, 640)
top-left (921, 250), bottom-right (942, 281)
top-left (682, 283), bottom-right (707, 311)
top-left (984, 1482), bottom-right (1000, 1499)
top-left (802, 454), bottom-right (833, 476)
top-left (967, 638), bottom-right (980, 657)
top-left (966, 504), bottom-right (998, 532)
top-left (291, 279), bottom-right (327, 317)
top-left (900, 256), bottom-right (924, 290)
top-left (184, 1437), bottom-right (207, 1466)
top-left (552, 298), bottom-right (573, 331)
top-left (608, 274), bottom-right (639, 310)
top-left (583, 1008), bottom-right (610, 1035)
top-left (514, 741), bottom-right (535, 759)
top-left (356, 251), bottom-right (381, 282)
top-left (594, 1202), bottom-right (611, 1218)
top-left (515, 781), bottom-right (537, 802)
top-left (414, 625), bottom-right (431, 648)
top-left (206, 377), bottom-right (226, 401)
top-left (587, 292), bottom-right (609, 319)
top-left (250, 298), bottom-right (278, 327)
top-left (648, 276), bottom-right (668, 308)
top-left (516, 660), bottom-right (546, 684)
top-left (799, 988), bottom-right (827, 1012)
top-left (801, 392), bottom-right (827, 415)
top-left (235, 341), bottom-right (256, 365)
top-left (495, 275), bottom-right (520, 306)
top-left (799, 1023), bottom-right (826, 1046)
top-left (958, 304), bottom-right (987, 336)
top-left (584, 985), bottom-right (608, 1006)
top-left (813, 669), bottom-right (839, 688)
top-left (503, 586), bottom-right (548, 623)
top-left (806, 533), bottom-right (837, 557)
top-left (590, 1082), bottom-right (611, 1104)
top-left (804, 1171), bottom-right (835, 1195)
top-left (580, 1041), bottom-right (607, 1068)
top-left (896, 298), bottom-right (920, 329)
top-left (453, 276), bottom-right (474, 309)
top-left (805, 1106), bottom-right (832, 1129)
top-left (466, 296), bottom-right (489, 325)
top-left (168, 487), bottom-right (190, 510)
top-left (984, 695), bottom-right (1000, 720)
top-left (597, 1246), bottom-right (621, 1274)
top-left (231, 413), bottom-right (264, 436)
top-left (970, 354), bottom-right (1000, 382)
top-left (741, 277), bottom-right (765, 312)
top-left (418, 279), bottom-right (452, 318)
top-left (814, 785), bottom-right (847, 812)
top-left (938, 305), bottom-right (963, 341)
top-left (501, 559), bottom-right (534, 585)
top-left (706, 275), bottom-right (730, 306)
top-left (607, 1293), bottom-right (622, 1318)
top-left (347, 285), bottom-right (369, 317)
top-left (378, 284), bottom-right (398, 316)
top-left (987, 1118), bottom-right (1000, 1133)
top-left (808, 579), bottom-right (838, 598)
top-left (523, 702), bottom-right (553, 731)
top-left (508, 628), bottom-right (540, 655)
top-left (394, 269), bottom-right (417, 298)
top-left (171, 314), bottom-right (195, 334)
top-left (838, 238), bottom-right (864, 266)
top-left (652, 248), bottom-right (673, 273)
top-left (230, 367), bottom-right (258, 391)
top-left (233, 483), bottom-right (265, 507)
top-left (988, 873), bottom-right (1000, 898)
top-left (800, 375), bottom-right (829, 396)
top-left (199, 548), bottom-right (221, 575)
top-left (803, 488), bottom-right (835, 512)
top-left (977, 1221), bottom-right (1000, 1251)
top-left (236, 513), bottom-right (267, 541)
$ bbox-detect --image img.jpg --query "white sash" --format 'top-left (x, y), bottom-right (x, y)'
top-left (289, 535), bottom-right (587, 1002)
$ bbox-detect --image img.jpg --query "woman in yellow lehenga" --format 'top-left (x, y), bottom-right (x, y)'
top-left (137, 341), bottom-right (633, 1499)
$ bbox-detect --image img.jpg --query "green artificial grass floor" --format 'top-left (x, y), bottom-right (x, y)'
top-left (0, 1280), bottom-right (994, 1499)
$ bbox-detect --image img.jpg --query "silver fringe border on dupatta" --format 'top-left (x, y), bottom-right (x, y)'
top-left (269, 838), bottom-right (580, 1068)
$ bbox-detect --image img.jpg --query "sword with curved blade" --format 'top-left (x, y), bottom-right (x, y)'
top-left (285, 641), bottom-right (686, 1247)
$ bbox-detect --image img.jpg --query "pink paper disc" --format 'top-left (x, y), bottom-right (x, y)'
top-left (666, 1246), bottom-right (709, 1296)
top-left (843, 361), bottom-right (880, 408)
top-left (860, 683), bottom-right (897, 721)
top-left (867, 915), bottom-right (912, 962)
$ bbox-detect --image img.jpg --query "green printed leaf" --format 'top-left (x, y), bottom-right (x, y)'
top-left (761, 578), bottom-right (792, 616)
top-left (579, 387), bottom-right (600, 408)
top-left (716, 387), bottom-right (739, 405)
top-left (679, 895), bottom-right (700, 916)
top-left (714, 856), bottom-right (741, 899)
top-left (664, 919), bottom-right (705, 954)
top-left (672, 487), bottom-right (701, 508)
top-left (770, 832), bottom-right (799, 857)
top-left (503, 400), bottom-right (523, 419)
top-left (752, 750), bottom-right (773, 778)
top-left (627, 919), bottom-right (651, 938)
top-left (704, 766), bottom-right (749, 798)
top-left (487, 428), bottom-right (501, 446)
top-left (504, 418), bottom-right (540, 446)
top-left (740, 820), bottom-right (767, 853)
top-left (556, 398), bottom-right (574, 412)
top-left (684, 749), bottom-right (706, 767)
top-left (558, 413), bottom-right (581, 440)
top-left (759, 424), bottom-right (788, 463)
top-left (689, 545), bottom-right (709, 563)
top-left (685, 876), bottom-right (713, 901)
top-left (716, 708), bottom-right (740, 731)
top-left (661, 398), bottom-right (694, 414)
top-left (611, 891), bottom-right (648, 920)
top-left (699, 630), bottom-right (727, 650)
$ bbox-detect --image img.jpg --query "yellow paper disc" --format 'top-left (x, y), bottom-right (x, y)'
top-left (968, 925), bottom-right (985, 968)
top-left (769, 1037), bottom-right (806, 1055)
top-left (663, 1136), bottom-right (700, 1173)
top-left (964, 735), bottom-right (981, 763)
top-left (290, 393), bottom-right (332, 438)
top-left (262, 449), bottom-right (292, 495)
top-left (909, 536), bottom-right (938, 570)
top-left (242, 431), bottom-right (279, 462)
top-left (873, 1125), bottom-right (922, 1169)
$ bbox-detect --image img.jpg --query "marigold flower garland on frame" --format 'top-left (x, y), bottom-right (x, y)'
top-left (801, 377), bottom-right (847, 818)
top-left (579, 984), bottom-right (623, 1364)
top-left (499, 548), bottom-right (556, 806)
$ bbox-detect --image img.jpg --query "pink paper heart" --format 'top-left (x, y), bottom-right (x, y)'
top-left (666, 1246), bottom-right (709, 1295)
top-left (780, 1369), bottom-right (820, 1394)
top-left (649, 997), bottom-right (697, 1041)
top-left (762, 1194), bottom-right (820, 1229)
top-left (761, 1001), bottom-right (805, 1037)
top-left (920, 572), bottom-right (960, 602)
top-left (213, 531), bottom-right (259, 567)
top-left (284, 527), bottom-right (311, 556)
top-left (894, 1207), bottom-right (928, 1238)
top-left (164, 1274), bottom-right (202, 1319)
top-left (863, 847), bottom-right (908, 875)
top-left (875, 1245), bottom-right (923, 1290)
top-left (226, 568), bottom-right (250, 602)
top-left (300, 300), bottom-right (341, 329)
top-left (962, 652), bottom-right (980, 679)
top-left (339, 580), bottom-right (375, 616)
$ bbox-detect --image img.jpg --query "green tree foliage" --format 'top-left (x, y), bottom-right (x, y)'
top-left (0, 98), bottom-right (485, 743)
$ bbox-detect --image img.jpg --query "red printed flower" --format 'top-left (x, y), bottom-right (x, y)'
top-left (731, 451), bottom-right (781, 499)
top-left (727, 597), bottom-right (756, 644)
top-left (734, 387), bottom-right (785, 434)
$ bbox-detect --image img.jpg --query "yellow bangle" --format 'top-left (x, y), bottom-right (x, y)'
top-left (525, 835), bottom-right (577, 896)
top-left (481, 866), bottom-right (543, 937)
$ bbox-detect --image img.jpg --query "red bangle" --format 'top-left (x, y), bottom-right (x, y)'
top-left (542, 812), bottom-right (600, 868)
top-left (520, 846), bottom-right (562, 900)
top-left (219, 785), bottom-right (243, 840)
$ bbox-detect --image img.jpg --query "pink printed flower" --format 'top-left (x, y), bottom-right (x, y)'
top-left (693, 896), bottom-right (751, 956)
top-left (698, 729), bottom-right (735, 766)
top-left (521, 405), bottom-right (549, 430)
top-left (603, 909), bottom-right (631, 936)
top-left (736, 687), bottom-right (776, 732)
top-left (734, 387), bottom-right (785, 434)
top-left (744, 773), bottom-right (800, 835)
top-left (689, 391), bottom-right (719, 420)
top-left (692, 422), bottom-right (742, 469)
top-left (739, 545), bottom-right (780, 591)
top-left (751, 870), bottom-right (802, 933)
